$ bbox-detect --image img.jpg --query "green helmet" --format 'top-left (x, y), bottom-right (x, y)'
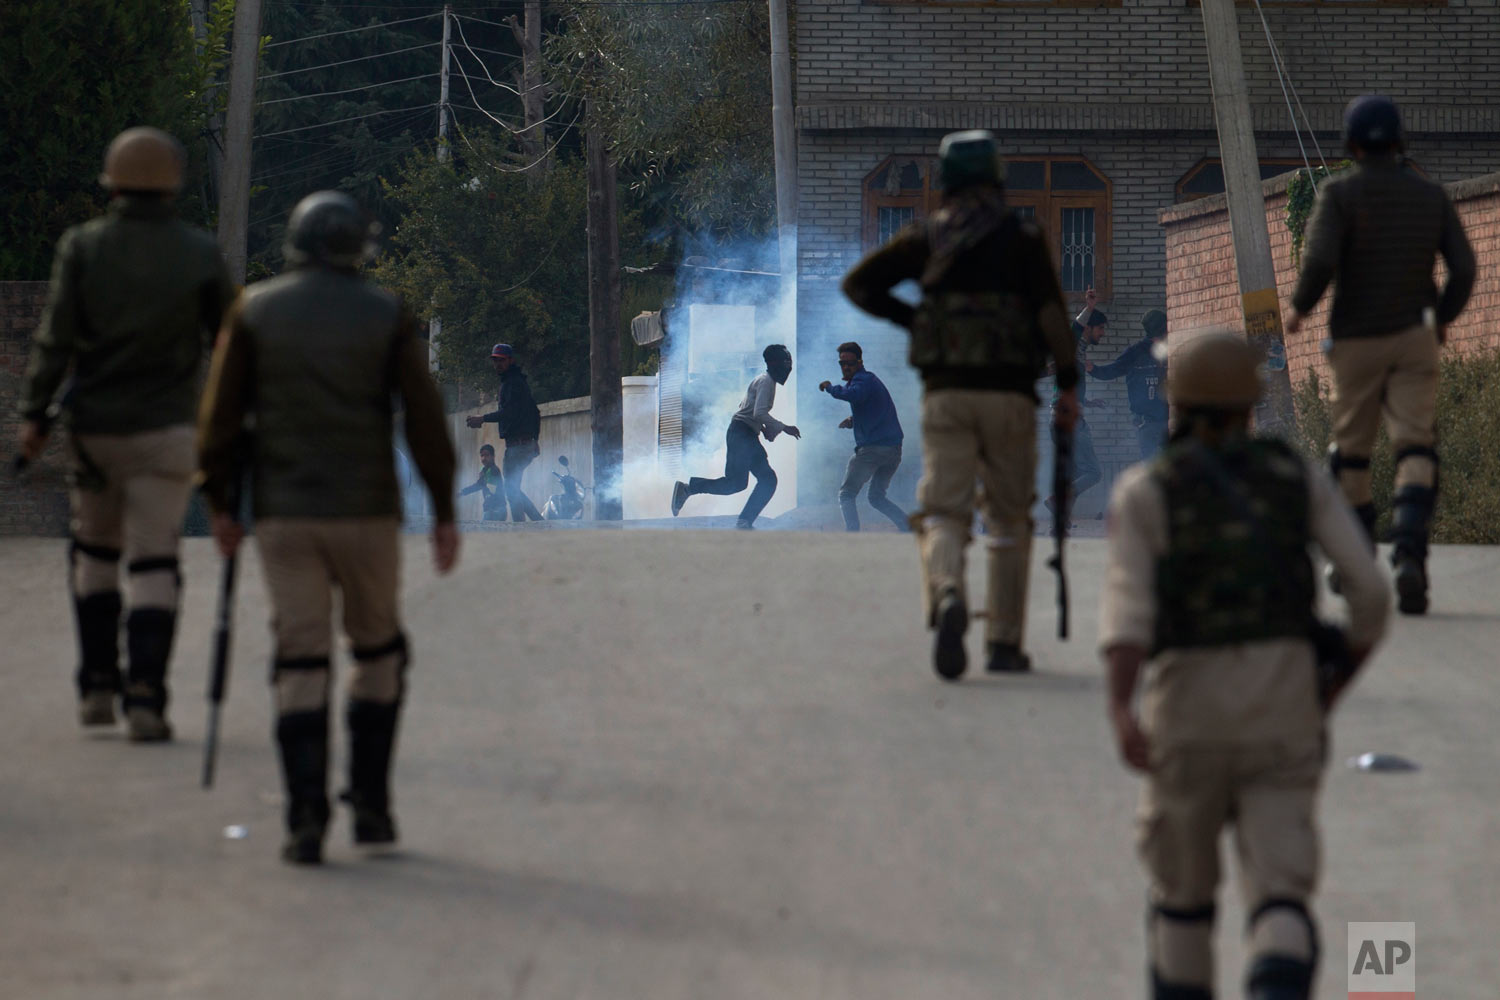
top-left (937, 130), bottom-right (1005, 192)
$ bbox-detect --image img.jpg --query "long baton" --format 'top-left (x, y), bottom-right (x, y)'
top-left (201, 547), bottom-right (239, 789)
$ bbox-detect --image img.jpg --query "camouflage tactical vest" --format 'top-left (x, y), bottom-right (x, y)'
top-left (909, 213), bottom-right (1046, 374)
top-left (1151, 437), bottom-right (1315, 653)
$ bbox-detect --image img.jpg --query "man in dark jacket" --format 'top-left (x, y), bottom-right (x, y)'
top-left (466, 343), bottom-right (544, 521)
top-left (1089, 308), bottom-right (1169, 459)
top-left (1286, 95), bottom-right (1475, 615)
top-left (842, 130), bottom-right (1078, 679)
top-left (198, 191), bottom-right (458, 865)
top-left (17, 126), bottom-right (234, 741)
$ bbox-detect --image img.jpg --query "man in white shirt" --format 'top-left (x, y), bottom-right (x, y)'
top-left (671, 344), bottom-right (801, 530)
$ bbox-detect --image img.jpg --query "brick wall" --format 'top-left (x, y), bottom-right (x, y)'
top-left (1161, 170), bottom-right (1500, 398)
top-left (798, 0), bottom-right (1500, 120)
top-left (0, 282), bottom-right (70, 536)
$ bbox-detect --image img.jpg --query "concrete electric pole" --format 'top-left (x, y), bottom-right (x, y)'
top-left (429, 6), bottom-right (452, 371)
top-left (1199, 0), bottom-right (1295, 432)
top-left (217, 0), bottom-right (262, 285)
top-left (767, 0), bottom-right (798, 303)
top-left (586, 123), bottom-right (623, 521)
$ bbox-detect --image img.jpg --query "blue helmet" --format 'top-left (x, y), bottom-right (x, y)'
top-left (1343, 95), bottom-right (1403, 153)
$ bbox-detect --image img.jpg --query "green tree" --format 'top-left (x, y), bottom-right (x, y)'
top-left (371, 130), bottom-right (591, 402)
top-left (0, 0), bottom-right (206, 279)
top-left (547, 0), bottom-right (775, 241)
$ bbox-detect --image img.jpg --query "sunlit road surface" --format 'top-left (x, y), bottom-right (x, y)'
top-left (2, 529), bottom-right (1495, 999)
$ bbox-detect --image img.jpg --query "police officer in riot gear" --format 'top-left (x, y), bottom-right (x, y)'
top-left (842, 130), bottom-right (1078, 679)
top-left (17, 127), bottom-right (234, 741)
top-left (1286, 94), bottom-right (1475, 615)
top-left (1089, 307), bottom-right (1170, 459)
top-left (1100, 331), bottom-right (1390, 1000)
top-left (199, 190), bottom-right (458, 865)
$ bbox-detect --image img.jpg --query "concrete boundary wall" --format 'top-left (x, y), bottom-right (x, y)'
top-left (1160, 170), bottom-right (1500, 395)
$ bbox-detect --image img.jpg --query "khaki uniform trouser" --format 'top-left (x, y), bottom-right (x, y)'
top-left (1328, 324), bottom-right (1440, 506)
top-left (1138, 740), bottom-right (1323, 989)
top-left (70, 425), bottom-right (196, 609)
top-left (256, 518), bottom-right (407, 715)
top-left (915, 389), bottom-right (1036, 646)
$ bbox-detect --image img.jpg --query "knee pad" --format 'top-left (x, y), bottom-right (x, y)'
top-left (128, 554), bottom-right (182, 609)
top-left (1245, 898), bottom-right (1318, 1000)
top-left (274, 655), bottom-right (333, 714)
top-left (1393, 443), bottom-right (1440, 492)
top-left (1327, 445), bottom-right (1371, 479)
top-left (1148, 902), bottom-right (1216, 996)
top-left (349, 632), bottom-right (409, 704)
top-left (70, 538), bottom-right (122, 597)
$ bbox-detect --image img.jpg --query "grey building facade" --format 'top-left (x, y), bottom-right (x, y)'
top-left (793, 0), bottom-right (1500, 510)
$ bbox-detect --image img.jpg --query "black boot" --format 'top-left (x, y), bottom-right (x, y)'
top-left (73, 591), bottom-right (123, 726)
top-left (341, 699), bottom-right (402, 847)
top-left (124, 608), bottom-right (176, 741)
top-left (986, 642), bottom-right (1032, 674)
top-left (277, 709), bottom-right (330, 864)
top-left (932, 590), bottom-right (968, 682)
top-left (1389, 485), bottom-right (1435, 616)
top-left (1246, 954), bottom-right (1315, 1000)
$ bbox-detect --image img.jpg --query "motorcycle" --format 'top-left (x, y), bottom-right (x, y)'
top-left (542, 455), bottom-right (591, 520)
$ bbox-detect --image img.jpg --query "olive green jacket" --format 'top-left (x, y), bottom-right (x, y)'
top-left (196, 266), bottom-right (456, 522)
top-left (20, 197), bottom-right (234, 433)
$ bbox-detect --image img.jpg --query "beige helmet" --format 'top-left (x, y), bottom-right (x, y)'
top-left (1168, 331), bottom-right (1262, 409)
top-left (99, 127), bottom-right (185, 194)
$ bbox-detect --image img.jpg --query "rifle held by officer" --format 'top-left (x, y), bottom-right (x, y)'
top-left (1049, 426), bottom-right (1072, 639)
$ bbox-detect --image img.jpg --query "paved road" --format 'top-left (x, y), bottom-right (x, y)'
top-left (1, 530), bottom-right (1495, 999)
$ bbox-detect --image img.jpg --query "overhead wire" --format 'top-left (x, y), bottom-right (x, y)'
top-left (260, 41), bottom-right (440, 80)
top-left (264, 12), bottom-right (440, 48)
top-left (256, 103), bottom-right (438, 139)
top-left (1249, 0), bottom-right (1330, 194)
top-left (449, 107), bottom-right (583, 173)
top-left (258, 73), bottom-right (437, 106)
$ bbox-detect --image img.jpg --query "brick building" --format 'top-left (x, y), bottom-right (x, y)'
top-left (792, 0), bottom-right (1500, 510)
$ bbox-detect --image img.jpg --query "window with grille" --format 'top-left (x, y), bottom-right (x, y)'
top-left (861, 155), bottom-right (1112, 297)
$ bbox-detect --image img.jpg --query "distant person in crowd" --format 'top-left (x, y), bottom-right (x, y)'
top-left (198, 191), bottom-right (458, 865)
top-left (841, 129), bottom-right (1078, 679)
top-left (818, 341), bottom-right (909, 532)
top-left (17, 126), bottom-right (234, 742)
top-left (1046, 287), bottom-right (1107, 526)
top-left (671, 344), bottom-right (802, 530)
top-left (466, 343), bottom-right (544, 521)
top-left (1089, 307), bottom-right (1169, 459)
top-left (459, 443), bottom-right (505, 521)
top-left (1286, 94), bottom-right (1475, 616)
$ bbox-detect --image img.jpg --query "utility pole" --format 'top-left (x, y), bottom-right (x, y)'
top-left (1199, 0), bottom-right (1295, 432)
top-left (430, 7), bottom-right (452, 372)
top-left (437, 5), bottom-right (452, 163)
top-left (767, 0), bottom-right (798, 302)
top-left (217, 0), bottom-right (263, 284)
top-left (586, 122), bottom-right (623, 521)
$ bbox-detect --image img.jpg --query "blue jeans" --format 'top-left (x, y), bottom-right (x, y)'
top-left (1135, 417), bottom-right (1169, 460)
top-left (687, 422), bottom-right (777, 525)
top-left (838, 444), bottom-right (907, 531)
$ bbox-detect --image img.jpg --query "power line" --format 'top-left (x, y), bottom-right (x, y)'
top-left (258, 73), bottom-right (437, 106)
top-left (264, 12), bottom-right (440, 48)
top-left (251, 109), bottom-right (432, 184)
top-left (255, 103), bottom-right (438, 138)
top-left (261, 41), bottom-right (441, 80)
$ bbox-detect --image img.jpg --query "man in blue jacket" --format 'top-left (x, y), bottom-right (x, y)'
top-left (819, 341), bottom-right (909, 532)
top-left (1089, 308), bottom-right (1169, 459)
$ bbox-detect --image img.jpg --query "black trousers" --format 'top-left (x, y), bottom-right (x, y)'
top-left (687, 422), bottom-right (777, 525)
top-left (502, 439), bottom-right (544, 521)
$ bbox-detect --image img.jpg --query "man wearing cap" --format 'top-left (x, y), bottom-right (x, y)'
top-left (466, 343), bottom-right (544, 522)
top-left (1101, 331), bottom-right (1389, 1000)
top-left (1047, 287), bottom-right (1108, 525)
top-left (1286, 94), bottom-right (1475, 615)
top-left (17, 127), bottom-right (234, 741)
top-left (1089, 307), bottom-right (1170, 460)
top-left (199, 190), bottom-right (459, 865)
top-left (671, 344), bottom-right (802, 530)
top-left (841, 129), bottom-right (1079, 679)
